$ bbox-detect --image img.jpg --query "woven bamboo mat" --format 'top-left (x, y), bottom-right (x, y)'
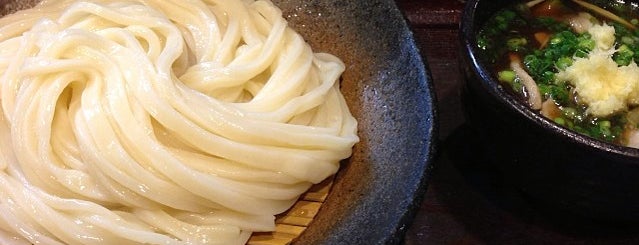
top-left (247, 176), bottom-right (335, 245)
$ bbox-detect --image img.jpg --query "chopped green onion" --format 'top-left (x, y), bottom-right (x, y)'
top-left (498, 70), bottom-right (517, 83)
top-left (598, 120), bottom-right (613, 139)
top-left (554, 117), bottom-right (566, 125)
top-left (577, 38), bottom-right (596, 50)
top-left (574, 49), bottom-right (589, 58)
top-left (614, 44), bottom-right (634, 66)
top-left (556, 56), bottom-right (573, 70)
top-left (599, 120), bottom-right (611, 128)
top-left (562, 107), bottom-right (579, 120)
top-left (622, 36), bottom-right (635, 45)
top-left (507, 37), bottom-right (528, 51)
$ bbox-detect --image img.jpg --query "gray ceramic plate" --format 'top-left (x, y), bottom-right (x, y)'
top-left (0, 0), bottom-right (437, 243)
top-left (275, 0), bottom-right (437, 244)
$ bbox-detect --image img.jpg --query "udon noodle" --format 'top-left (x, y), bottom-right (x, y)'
top-left (0, 0), bottom-right (359, 244)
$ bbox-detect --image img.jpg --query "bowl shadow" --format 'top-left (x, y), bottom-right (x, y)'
top-left (432, 123), bottom-right (639, 243)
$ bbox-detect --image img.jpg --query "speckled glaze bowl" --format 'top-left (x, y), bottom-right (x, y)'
top-left (276, 0), bottom-right (437, 243)
top-left (1, 0), bottom-right (438, 244)
top-left (460, 0), bottom-right (639, 222)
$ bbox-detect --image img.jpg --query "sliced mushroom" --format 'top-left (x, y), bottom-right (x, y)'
top-left (625, 129), bottom-right (639, 148)
top-left (566, 12), bottom-right (594, 34)
top-left (541, 99), bottom-right (562, 119)
top-left (572, 0), bottom-right (635, 30)
top-left (510, 54), bottom-right (543, 110)
top-left (526, 0), bottom-right (546, 8)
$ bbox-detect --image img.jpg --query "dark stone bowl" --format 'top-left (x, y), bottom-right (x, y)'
top-left (460, 0), bottom-right (639, 222)
top-left (275, 0), bottom-right (438, 243)
top-left (0, 0), bottom-right (438, 243)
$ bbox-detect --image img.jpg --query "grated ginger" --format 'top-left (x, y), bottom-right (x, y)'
top-left (558, 23), bottom-right (639, 117)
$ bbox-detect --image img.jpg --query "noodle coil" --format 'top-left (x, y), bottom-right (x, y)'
top-left (0, 0), bottom-right (359, 244)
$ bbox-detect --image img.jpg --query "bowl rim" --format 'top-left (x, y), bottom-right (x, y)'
top-left (287, 0), bottom-right (439, 243)
top-left (459, 0), bottom-right (639, 159)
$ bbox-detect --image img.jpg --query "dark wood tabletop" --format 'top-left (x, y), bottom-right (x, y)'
top-left (398, 0), bottom-right (639, 244)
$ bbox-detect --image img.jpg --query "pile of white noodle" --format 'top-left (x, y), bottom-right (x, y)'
top-left (0, 0), bottom-right (359, 244)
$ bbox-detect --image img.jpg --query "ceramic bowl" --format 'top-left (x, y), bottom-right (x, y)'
top-left (279, 0), bottom-right (438, 243)
top-left (460, 0), bottom-right (639, 222)
top-left (0, 0), bottom-right (438, 243)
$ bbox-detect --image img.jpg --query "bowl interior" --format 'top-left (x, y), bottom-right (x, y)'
top-left (0, 0), bottom-right (438, 243)
top-left (461, 0), bottom-right (639, 157)
top-left (459, 0), bottom-right (639, 222)
top-left (275, 0), bottom-right (437, 243)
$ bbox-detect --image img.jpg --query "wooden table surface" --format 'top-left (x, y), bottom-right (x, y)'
top-left (397, 0), bottom-right (639, 244)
